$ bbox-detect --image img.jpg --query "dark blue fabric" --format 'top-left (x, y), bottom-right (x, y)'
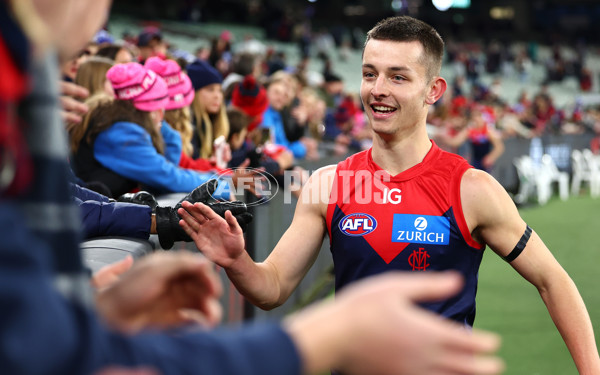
top-left (0, 204), bottom-right (301, 375)
top-left (0, 28), bottom-right (302, 373)
top-left (71, 183), bottom-right (152, 239)
top-left (74, 198), bottom-right (152, 240)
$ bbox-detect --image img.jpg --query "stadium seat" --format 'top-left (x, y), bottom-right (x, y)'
top-left (571, 149), bottom-right (600, 198)
top-left (541, 154), bottom-right (569, 201)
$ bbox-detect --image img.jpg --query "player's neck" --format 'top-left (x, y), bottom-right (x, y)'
top-left (371, 130), bottom-right (432, 176)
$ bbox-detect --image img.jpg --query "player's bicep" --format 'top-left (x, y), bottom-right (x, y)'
top-left (462, 169), bottom-right (562, 287)
top-left (462, 169), bottom-right (526, 258)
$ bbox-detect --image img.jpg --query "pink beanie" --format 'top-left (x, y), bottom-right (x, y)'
top-left (144, 56), bottom-right (194, 110)
top-left (106, 62), bottom-right (168, 112)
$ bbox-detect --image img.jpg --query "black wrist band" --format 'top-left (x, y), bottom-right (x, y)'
top-left (503, 225), bottom-right (532, 263)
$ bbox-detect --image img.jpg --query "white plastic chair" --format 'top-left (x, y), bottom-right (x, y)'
top-left (513, 155), bottom-right (536, 205)
top-left (571, 149), bottom-right (600, 198)
top-left (541, 154), bottom-right (569, 201)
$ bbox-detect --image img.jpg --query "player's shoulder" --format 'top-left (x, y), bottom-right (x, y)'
top-left (461, 168), bottom-right (504, 198)
top-left (461, 167), bottom-right (515, 225)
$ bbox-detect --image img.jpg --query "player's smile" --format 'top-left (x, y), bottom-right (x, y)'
top-left (369, 102), bottom-right (398, 120)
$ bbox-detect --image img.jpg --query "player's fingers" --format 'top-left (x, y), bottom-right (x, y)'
top-left (188, 201), bottom-right (223, 221)
top-left (178, 206), bottom-right (207, 228)
top-left (224, 210), bottom-right (242, 233)
top-left (180, 201), bottom-right (215, 223)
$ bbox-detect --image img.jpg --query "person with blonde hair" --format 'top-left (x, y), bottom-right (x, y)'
top-left (186, 59), bottom-right (230, 160)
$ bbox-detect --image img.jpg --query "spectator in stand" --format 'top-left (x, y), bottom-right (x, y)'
top-left (74, 56), bottom-right (114, 97)
top-left (96, 43), bottom-right (135, 64)
top-left (187, 59), bottom-right (230, 160)
top-left (262, 74), bottom-right (308, 159)
top-left (70, 62), bottom-right (230, 198)
top-left (524, 93), bottom-right (556, 136)
top-left (208, 31), bottom-right (233, 76)
top-left (61, 47), bottom-right (93, 82)
top-left (223, 52), bottom-right (262, 101)
top-left (67, 57), bottom-right (115, 150)
top-left (144, 57), bottom-right (204, 168)
top-left (227, 107), bottom-right (282, 175)
top-left (270, 71), bottom-right (320, 160)
top-left (136, 26), bottom-right (166, 64)
top-left (231, 75), bottom-right (294, 171)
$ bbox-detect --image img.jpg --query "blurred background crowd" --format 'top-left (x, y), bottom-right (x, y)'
top-left (62, 0), bottom-right (600, 201)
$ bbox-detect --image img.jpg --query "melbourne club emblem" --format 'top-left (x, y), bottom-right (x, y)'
top-left (408, 248), bottom-right (430, 271)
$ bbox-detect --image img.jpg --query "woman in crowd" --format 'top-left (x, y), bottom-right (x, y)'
top-left (186, 59), bottom-right (230, 160)
top-left (70, 62), bottom-right (229, 198)
top-left (67, 56), bottom-right (114, 153)
top-left (74, 56), bottom-right (114, 96)
top-left (95, 43), bottom-right (135, 64)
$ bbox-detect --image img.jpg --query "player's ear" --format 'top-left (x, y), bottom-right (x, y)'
top-left (425, 76), bottom-right (447, 105)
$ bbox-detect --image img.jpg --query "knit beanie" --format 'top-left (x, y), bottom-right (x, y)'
top-left (231, 75), bottom-right (268, 131)
top-left (145, 56), bottom-right (194, 110)
top-left (186, 60), bottom-right (223, 91)
top-left (106, 62), bottom-right (168, 112)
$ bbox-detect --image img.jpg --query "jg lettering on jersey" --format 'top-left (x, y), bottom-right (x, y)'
top-left (392, 214), bottom-right (450, 245)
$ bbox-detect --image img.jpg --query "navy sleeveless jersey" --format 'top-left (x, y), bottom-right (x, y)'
top-left (326, 141), bottom-right (485, 326)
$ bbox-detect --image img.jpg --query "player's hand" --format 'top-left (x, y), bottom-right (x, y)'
top-left (96, 252), bottom-right (223, 333)
top-left (285, 272), bottom-right (504, 375)
top-left (178, 201), bottom-right (246, 268)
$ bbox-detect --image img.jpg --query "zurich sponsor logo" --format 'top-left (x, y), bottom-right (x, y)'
top-left (339, 213), bottom-right (377, 236)
top-left (392, 214), bottom-right (450, 245)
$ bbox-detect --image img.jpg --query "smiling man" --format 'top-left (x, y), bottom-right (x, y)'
top-left (180, 16), bottom-right (600, 374)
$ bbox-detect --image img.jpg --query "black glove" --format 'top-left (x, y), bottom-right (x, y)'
top-left (117, 191), bottom-right (158, 211)
top-left (207, 201), bottom-right (254, 233)
top-left (155, 179), bottom-right (253, 249)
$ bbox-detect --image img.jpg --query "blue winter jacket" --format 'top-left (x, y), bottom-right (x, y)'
top-left (93, 121), bottom-right (230, 199)
top-left (261, 106), bottom-right (307, 159)
top-left (70, 183), bottom-right (152, 240)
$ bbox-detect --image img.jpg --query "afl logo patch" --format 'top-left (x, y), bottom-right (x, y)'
top-left (339, 213), bottom-right (377, 236)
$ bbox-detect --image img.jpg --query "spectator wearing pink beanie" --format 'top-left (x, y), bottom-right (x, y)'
top-left (71, 62), bottom-right (230, 199)
top-left (145, 57), bottom-right (226, 173)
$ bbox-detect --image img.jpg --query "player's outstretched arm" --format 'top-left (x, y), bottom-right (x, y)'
top-left (462, 168), bottom-right (600, 374)
top-left (179, 165), bottom-right (336, 310)
top-left (285, 272), bottom-right (504, 375)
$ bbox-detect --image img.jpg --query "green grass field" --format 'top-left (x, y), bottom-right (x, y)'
top-left (475, 194), bottom-right (600, 374)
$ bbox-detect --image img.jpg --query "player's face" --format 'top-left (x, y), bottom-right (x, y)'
top-left (360, 39), bottom-right (432, 137)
